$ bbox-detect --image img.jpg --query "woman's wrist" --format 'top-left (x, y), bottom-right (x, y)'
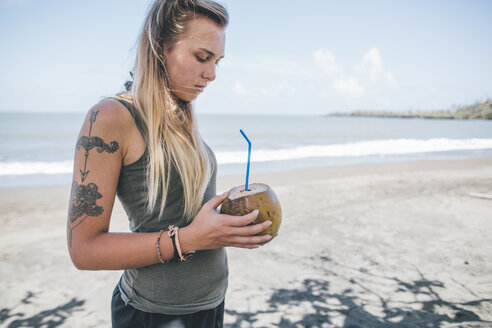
top-left (178, 226), bottom-right (199, 254)
top-left (157, 231), bottom-right (175, 263)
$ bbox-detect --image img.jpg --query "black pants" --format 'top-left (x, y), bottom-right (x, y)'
top-left (111, 285), bottom-right (224, 328)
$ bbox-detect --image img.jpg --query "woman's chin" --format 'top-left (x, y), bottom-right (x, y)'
top-left (171, 93), bottom-right (196, 104)
top-left (174, 92), bottom-right (199, 103)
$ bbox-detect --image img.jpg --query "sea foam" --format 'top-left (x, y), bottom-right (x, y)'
top-left (215, 138), bottom-right (492, 164)
top-left (0, 160), bottom-right (73, 176)
top-left (2, 138), bottom-right (492, 176)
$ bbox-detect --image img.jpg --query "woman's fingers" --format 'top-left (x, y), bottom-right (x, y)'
top-left (224, 209), bottom-right (259, 227)
top-left (227, 234), bottom-right (272, 246)
top-left (229, 243), bottom-right (260, 249)
top-left (204, 192), bottom-right (229, 211)
top-left (228, 219), bottom-right (271, 236)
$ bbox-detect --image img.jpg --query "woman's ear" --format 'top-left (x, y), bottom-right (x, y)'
top-left (161, 46), bottom-right (170, 64)
top-left (160, 49), bottom-right (167, 65)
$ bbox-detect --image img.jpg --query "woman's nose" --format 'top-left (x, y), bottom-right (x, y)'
top-left (202, 64), bottom-right (216, 82)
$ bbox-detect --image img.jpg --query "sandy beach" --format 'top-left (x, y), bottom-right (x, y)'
top-left (1, 158), bottom-right (491, 328)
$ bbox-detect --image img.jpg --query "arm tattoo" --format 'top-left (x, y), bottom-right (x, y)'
top-left (68, 110), bottom-right (120, 247)
top-left (76, 111), bottom-right (119, 182)
top-left (68, 182), bottom-right (103, 246)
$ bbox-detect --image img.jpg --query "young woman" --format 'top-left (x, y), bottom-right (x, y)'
top-left (66, 1), bottom-right (271, 326)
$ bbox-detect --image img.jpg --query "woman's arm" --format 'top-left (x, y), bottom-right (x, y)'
top-left (67, 100), bottom-right (271, 271)
top-left (67, 100), bottom-right (162, 270)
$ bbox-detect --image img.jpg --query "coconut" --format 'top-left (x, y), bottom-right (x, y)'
top-left (220, 183), bottom-right (281, 244)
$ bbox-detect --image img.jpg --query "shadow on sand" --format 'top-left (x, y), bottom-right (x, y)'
top-left (0, 292), bottom-right (85, 328)
top-left (226, 256), bottom-right (492, 328)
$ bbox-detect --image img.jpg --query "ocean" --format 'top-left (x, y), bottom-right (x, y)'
top-left (1, 112), bottom-right (492, 188)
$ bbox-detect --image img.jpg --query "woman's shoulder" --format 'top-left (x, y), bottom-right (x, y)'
top-left (78, 97), bottom-right (141, 151)
top-left (84, 97), bottom-right (135, 131)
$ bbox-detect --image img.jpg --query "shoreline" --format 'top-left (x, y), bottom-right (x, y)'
top-left (327, 99), bottom-right (492, 120)
top-left (1, 157), bottom-right (491, 327)
top-left (219, 156), bottom-right (492, 192)
top-left (2, 156), bottom-right (489, 192)
top-left (328, 113), bottom-right (492, 120)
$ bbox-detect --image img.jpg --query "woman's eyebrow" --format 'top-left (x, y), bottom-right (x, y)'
top-left (199, 48), bottom-right (225, 59)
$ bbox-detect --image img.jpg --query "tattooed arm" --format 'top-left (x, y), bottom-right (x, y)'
top-left (67, 100), bottom-right (271, 270)
top-left (67, 100), bottom-right (175, 270)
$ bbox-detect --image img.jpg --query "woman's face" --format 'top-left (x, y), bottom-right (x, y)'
top-left (163, 17), bottom-right (225, 102)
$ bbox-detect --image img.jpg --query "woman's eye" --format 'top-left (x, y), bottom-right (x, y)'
top-left (196, 56), bottom-right (207, 63)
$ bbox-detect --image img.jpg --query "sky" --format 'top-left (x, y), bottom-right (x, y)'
top-left (1, 0), bottom-right (491, 115)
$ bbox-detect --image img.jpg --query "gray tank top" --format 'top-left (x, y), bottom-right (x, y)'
top-left (113, 98), bottom-right (228, 315)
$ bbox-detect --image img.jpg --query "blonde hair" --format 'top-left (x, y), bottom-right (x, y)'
top-left (126, 0), bottom-right (228, 220)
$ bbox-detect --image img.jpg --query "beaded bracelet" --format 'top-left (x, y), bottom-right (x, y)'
top-left (156, 229), bottom-right (166, 264)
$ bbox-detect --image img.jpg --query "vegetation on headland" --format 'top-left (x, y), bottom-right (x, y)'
top-left (329, 99), bottom-right (492, 120)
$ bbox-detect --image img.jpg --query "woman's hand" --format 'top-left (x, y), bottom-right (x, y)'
top-left (180, 192), bottom-right (272, 252)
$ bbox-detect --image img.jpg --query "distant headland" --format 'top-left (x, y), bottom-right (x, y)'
top-left (328, 99), bottom-right (492, 120)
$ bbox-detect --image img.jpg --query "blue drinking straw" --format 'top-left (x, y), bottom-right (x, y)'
top-left (239, 129), bottom-right (251, 191)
